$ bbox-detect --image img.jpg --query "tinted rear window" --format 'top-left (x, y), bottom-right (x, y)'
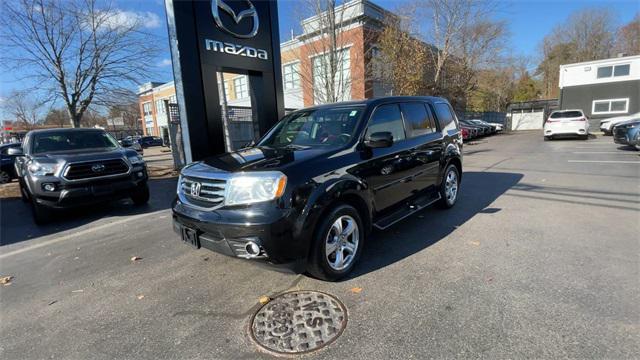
top-left (550, 111), bottom-right (583, 118)
top-left (400, 102), bottom-right (435, 137)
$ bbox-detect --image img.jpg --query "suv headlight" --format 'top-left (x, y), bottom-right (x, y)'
top-left (28, 162), bottom-right (58, 176)
top-left (225, 171), bottom-right (287, 206)
top-left (128, 155), bottom-right (144, 165)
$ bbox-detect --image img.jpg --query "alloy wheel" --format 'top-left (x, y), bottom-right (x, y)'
top-left (325, 215), bottom-right (359, 271)
top-left (445, 169), bottom-right (458, 205)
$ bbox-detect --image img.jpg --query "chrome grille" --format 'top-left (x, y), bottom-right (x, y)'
top-left (180, 176), bottom-right (226, 208)
top-left (64, 159), bottom-right (129, 181)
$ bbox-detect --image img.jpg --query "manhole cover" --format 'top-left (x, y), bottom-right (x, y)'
top-left (249, 290), bottom-right (347, 355)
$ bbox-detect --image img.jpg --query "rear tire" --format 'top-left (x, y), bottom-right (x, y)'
top-left (307, 204), bottom-right (364, 281)
top-left (580, 134), bottom-right (588, 140)
top-left (0, 170), bottom-right (10, 184)
top-left (544, 136), bottom-right (551, 141)
top-left (130, 183), bottom-right (150, 205)
top-left (438, 164), bottom-right (460, 209)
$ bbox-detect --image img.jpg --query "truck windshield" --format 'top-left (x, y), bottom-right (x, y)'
top-left (258, 106), bottom-right (364, 148)
top-left (32, 131), bottom-right (119, 154)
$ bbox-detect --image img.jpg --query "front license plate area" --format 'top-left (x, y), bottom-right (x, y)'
top-left (181, 227), bottom-right (201, 249)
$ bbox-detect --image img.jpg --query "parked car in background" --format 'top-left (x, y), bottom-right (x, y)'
top-left (459, 124), bottom-right (478, 140)
top-left (119, 138), bottom-right (144, 155)
top-left (460, 120), bottom-right (490, 135)
top-left (469, 119), bottom-right (503, 132)
top-left (12, 128), bottom-right (149, 224)
top-left (613, 118), bottom-right (640, 150)
top-left (172, 96), bottom-right (463, 281)
top-left (138, 136), bottom-right (164, 148)
top-left (600, 112), bottom-right (640, 135)
top-left (0, 142), bottom-right (22, 183)
top-left (544, 109), bottom-right (589, 140)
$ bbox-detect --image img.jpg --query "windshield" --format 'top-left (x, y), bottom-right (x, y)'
top-left (550, 111), bottom-right (583, 119)
top-left (32, 131), bottom-right (119, 154)
top-left (258, 106), bottom-right (364, 148)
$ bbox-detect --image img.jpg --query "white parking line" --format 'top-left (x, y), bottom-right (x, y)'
top-left (568, 160), bottom-right (640, 164)
top-left (572, 152), bottom-right (639, 155)
top-left (0, 210), bottom-right (169, 259)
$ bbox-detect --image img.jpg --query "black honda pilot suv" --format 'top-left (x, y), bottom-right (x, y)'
top-left (12, 128), bottom-right (149, 224)
top-left (173, 97), bottom-right (463, 280)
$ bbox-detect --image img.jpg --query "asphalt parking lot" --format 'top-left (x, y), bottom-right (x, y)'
top-left (1, 131), bottom-right (638, 359)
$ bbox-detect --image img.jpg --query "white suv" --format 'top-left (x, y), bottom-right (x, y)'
top-left (544, 110), bottom-right (589, 140)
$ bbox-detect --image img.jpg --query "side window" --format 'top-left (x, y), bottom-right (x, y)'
top-left (400, 103), bottom-right (436, 137)
top-left (366, 104), bottom-right (405, 142)
top-left (433, 102), bottom-right (457, 131)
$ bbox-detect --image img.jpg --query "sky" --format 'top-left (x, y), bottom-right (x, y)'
top-left (1, 0), bottom-right (639, 117)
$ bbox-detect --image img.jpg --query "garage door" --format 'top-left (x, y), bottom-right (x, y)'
top-left (511, 109), bottom-right (544, 130)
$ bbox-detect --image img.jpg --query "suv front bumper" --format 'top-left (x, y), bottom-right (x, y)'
top-left (172, 199), bottom-right (308, 273)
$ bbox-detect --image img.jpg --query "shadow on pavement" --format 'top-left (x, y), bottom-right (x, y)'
top-left (349, 171), bottom-right (523, 279)
top-left (0, 177), bottom-right (178, 246)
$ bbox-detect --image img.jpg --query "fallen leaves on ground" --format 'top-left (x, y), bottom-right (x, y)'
top-left (130, 256), bottom-right (142, 261)
top-left (1, 275), bottom-right (13, 286)
top-left (71, 289), bottom-right (83, 293)
top-left (258, 296), bottom-right (271, 305)
top-left (137, 295), bottom-right (145, 300)
top-left (350, 287), bottom-right (363, 294)
top-left (469, 241), bottom-right (480, 246)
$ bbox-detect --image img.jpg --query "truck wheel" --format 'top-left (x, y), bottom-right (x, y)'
top-left (438, 164), bottom-right (460, 209)
top-left (544, 136), bottom-right (550, 141)
top-left (31, 198), bottom-right (51, 225)
top-left (130, 183), bottom-right (150, 205)
top-left (307, 204), bottom-right (364, 281)
top-left (0, 170), bottom-right (10, 184)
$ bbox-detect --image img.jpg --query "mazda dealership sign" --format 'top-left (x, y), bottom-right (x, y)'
top-left (166, 0), bottom-right (284, 161)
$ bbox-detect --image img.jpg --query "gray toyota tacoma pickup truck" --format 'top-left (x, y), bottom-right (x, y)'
top-left (10, 128), bottom-right (149, 224)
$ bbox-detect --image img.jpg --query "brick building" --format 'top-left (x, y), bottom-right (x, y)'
top-left (138, 0), bottom-right (394, 136)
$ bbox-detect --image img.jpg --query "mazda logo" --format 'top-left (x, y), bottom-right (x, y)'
top-left (91, 164), bottom-right (105, 173)
top-left (211, 0), bottom-right (259, 39)
top-left (190, 182), bottom-right (202, 197)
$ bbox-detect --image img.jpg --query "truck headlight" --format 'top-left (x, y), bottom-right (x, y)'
top-left (225, 172), bottom-right (287, 206)
top-left (28, 162), bottom-right (58, 176)
top-left (128, 155), bottom-right (144, 165)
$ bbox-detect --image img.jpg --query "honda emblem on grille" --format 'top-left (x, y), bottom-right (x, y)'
top-left (190, 182), bottom-right (202, 197)
top-left (91, 164), bottom-right (105, 173)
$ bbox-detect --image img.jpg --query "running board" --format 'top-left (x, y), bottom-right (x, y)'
top-left (373, 193), bottom-right (441, 230)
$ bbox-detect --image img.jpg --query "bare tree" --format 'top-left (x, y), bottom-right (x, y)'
top-left (372, 4), bottom-right (430, 96)
top-left (292, 0), bottom-right (368, 104)
top-left (44, 108), bottom-right (70, 127)
top-left (536, 8), bottom-right (616, 98)
top-left (2, 91), bottom-right (46, 130)
top-left (615, 14), bottom-right (640, 55)
top-left (1, 0), bottom-right (158, 128)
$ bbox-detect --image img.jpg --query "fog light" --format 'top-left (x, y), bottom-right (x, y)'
top-left (245, 242), bottom-right (261, 256)
top-left (42, 183), bottom-right (56, 192)
top-left (137, 171), bottom-right (144, 178)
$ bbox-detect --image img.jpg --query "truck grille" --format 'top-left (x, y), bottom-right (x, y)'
top-left (64, 159), bottom-right (130, 180)
top-left (180, 176), bottom-right (226, 208)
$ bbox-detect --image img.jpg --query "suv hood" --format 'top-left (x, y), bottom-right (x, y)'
top-left (191, 146), bottom-right (334, 174)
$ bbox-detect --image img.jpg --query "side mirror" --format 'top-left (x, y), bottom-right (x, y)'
top-left (364, 131), bottom-right (393, 148)
top-left (7, 147), bottom-right (23, 156)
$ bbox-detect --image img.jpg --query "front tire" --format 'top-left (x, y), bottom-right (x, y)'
top-left (307, 204), bottom-right (364, 281)
top-left (130, 183), bottom-right (150, 205)
top-left (31, 197), bottom-right (52, 225)
top-left (438, 164), bottom-right (460, 209)
top-left (0, 170), bottom-right (10, 184)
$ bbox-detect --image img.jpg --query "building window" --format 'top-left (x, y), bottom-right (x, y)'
top-left (283, 62), bottom-right (301, 90)
top-left (142, 102), bottom-right (152, 116)
top-left (597, 64), bottom-right (630, 79)
top-left (592, 98), bottom-right (629, 115)
top-left (155, 99), bottom-right (165, 114)
top-left (312, 48), bottom-right (351, 104)
top-left (234, 76), bottom-right (249, 99)
top-left (169, 95), bottom-right (177, 104)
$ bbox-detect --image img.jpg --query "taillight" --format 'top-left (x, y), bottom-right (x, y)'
top-left (461, 128), bottom-right (469, 138)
